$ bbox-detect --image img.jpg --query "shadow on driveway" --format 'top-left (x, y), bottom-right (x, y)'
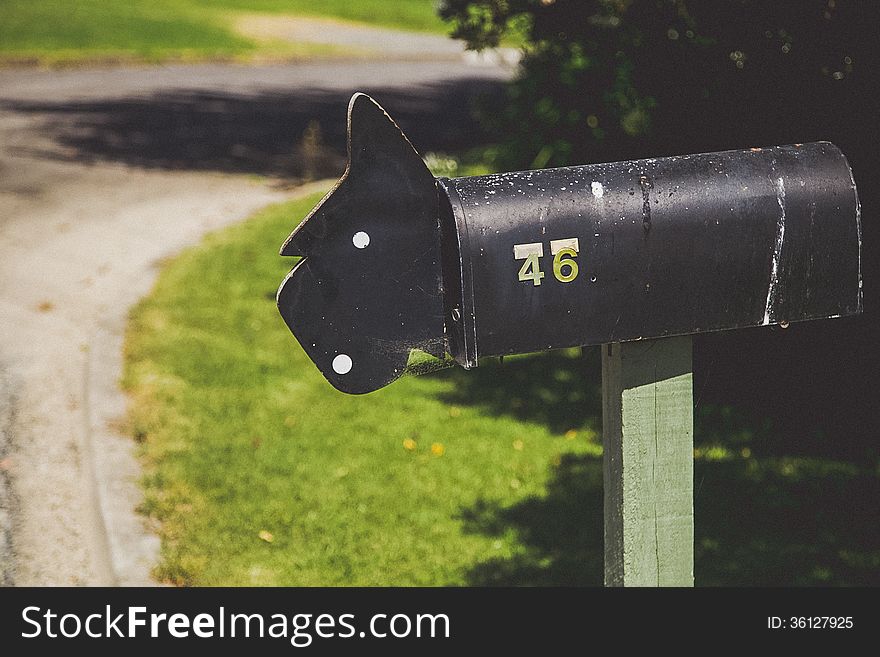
top-left (1, 78), bottom-right (505, 179)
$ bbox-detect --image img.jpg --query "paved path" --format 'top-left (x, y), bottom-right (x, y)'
top-left (236, 14), bottom-right (520, 66)
top-left (0, 53), bottom-right (511, 585)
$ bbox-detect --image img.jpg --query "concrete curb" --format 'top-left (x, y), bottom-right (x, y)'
top-left (0, 368), bottom-right (17, 586)
top-left (82, 179), bottom-right (335, 586)
top-left (85, 321), bottom-right (159, 586)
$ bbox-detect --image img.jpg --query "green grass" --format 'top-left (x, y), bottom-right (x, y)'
top-left (0, 0), bottom-right (447, 65)
top-left (125, 189), bottom-right (880, 586)
top-left (0, 1), bottom-right (250, 64)
top-left (199, 0), bottom-right (447, 33)
top-left (123, 191), bottom-right (601, 586)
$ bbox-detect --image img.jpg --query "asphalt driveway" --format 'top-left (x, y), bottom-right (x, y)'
top-left (0, 52), bottom-right (511, 585)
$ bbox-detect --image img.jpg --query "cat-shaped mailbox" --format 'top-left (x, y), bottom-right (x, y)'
top-left (278, 94), bottom-right (861, 394)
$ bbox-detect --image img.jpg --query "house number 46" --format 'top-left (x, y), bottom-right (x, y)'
top-left (514, 238), bottom-right (580, 286)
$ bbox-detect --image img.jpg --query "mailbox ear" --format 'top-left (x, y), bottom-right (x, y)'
top-left (276, 94), bottom-right (445, 394)
top-left (280, 93), bottom-right (435, 257)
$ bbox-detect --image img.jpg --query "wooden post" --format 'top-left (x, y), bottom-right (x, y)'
top-left (602, 336), bottom-right (694, 586)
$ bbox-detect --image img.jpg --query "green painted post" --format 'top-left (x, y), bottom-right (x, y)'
top-left (601, 336), bottom-right (694, 587)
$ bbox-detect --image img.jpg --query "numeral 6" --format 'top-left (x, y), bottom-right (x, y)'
top-left (553, 247), bottom-right (579, 283)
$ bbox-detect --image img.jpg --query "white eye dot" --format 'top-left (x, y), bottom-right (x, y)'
top-left (332, 354), bottom-right (353, 375)
top-left (352, 231), bottom-right (370, 249)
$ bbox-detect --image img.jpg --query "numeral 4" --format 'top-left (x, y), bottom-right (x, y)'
top-left (514, 243), bottom-right (546, 286)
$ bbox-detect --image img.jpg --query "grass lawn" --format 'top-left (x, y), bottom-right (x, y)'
top-left (0, 0), bottom-right (447, 65)
top-left (124, 188), bottom-right (880, 586)
top-left (199, 0), bottom-right (447, 33)
top-left (123, 191), bottom-right (603, 586)
top-left (124, 187), bottom-right (879, 586)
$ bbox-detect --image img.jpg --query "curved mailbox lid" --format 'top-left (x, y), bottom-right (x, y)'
top-left (439, 143), bottom-right (861, 368)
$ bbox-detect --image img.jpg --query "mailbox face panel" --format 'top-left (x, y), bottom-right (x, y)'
top-left (277, 94), bottom-right (445, 394)
top-left (440, 142), bottom-right (860, 367)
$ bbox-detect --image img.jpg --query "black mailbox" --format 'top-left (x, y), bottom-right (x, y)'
top-left (277, 94), bottom-right (861, 394)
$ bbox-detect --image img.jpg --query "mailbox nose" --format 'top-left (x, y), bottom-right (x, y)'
top-left (276, 94), bottom-right (445, 394)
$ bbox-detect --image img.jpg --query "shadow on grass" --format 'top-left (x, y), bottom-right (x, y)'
top-left (437, 344), bottom-right (879, 585)
top-left (461, 453), bottom-right (605, 586)
top-left (434, 347), bottom-right (603, 435)
top-left (459, 451), bottom-right (880, 586)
